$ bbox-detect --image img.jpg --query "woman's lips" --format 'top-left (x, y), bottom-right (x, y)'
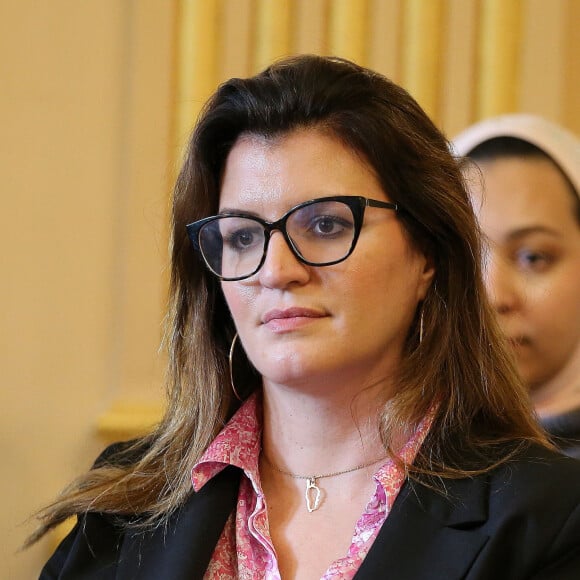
top-left (262, 307), bottom-right (327, 332)
top-left (507, 335), bottom-right (531, 349)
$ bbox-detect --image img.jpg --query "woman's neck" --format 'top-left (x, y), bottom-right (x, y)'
top-left (532, 344), bottom-right (580, 418)
top-left (260, 379), bottom-right (392, 477)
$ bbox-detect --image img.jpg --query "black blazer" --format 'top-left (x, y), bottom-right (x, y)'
top-left (40, 443), bottom-right (580, 579)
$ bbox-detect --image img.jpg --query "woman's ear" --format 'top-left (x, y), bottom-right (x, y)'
top-left (416, 253), bottom-right (436, 301)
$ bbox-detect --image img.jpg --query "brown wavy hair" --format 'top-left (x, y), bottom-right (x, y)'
top-left (30, 55), bottom-right (549, 544)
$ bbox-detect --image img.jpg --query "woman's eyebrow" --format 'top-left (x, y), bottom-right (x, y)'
top-left (218, 207), bottom-right (262, 217)
top-left (506, 225), bottom-right (563, 241)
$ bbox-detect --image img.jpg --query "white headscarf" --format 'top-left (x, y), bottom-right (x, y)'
top-left (452, 114), bottom-right (579, 195)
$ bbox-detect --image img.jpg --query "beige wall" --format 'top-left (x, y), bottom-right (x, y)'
top-left (0, 2), bottom-right (175, 577)
top-left (1, 1), bottom-right (578, 577)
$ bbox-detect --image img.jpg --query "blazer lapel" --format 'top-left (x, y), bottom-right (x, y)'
top-left (113, 465), bottom-right (490, 579)
top-left (355, 475), bottom-right (490, 579)
top-left (116, 465), bottom-right (241, 580)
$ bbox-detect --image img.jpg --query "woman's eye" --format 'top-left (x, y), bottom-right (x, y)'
top-left (226, 229), bottom-right (259, 251)
top-left (515, 249), bottom-right (553, 272)
top-left (310, 216), bottom-right (350, 237)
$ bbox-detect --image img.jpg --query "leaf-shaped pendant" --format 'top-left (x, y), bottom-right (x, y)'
top-left (305, 477), bottom-right (321, 512)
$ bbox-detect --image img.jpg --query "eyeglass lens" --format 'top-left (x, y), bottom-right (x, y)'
top-left (198, 199), bottom-right (356, 279)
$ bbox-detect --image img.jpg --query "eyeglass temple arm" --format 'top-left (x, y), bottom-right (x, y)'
top-left (366, 199), bottom-right (398, 211)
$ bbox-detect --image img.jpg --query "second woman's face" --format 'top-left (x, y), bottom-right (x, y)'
top-left (471, 156), bottom-right (580, 391)
top-left (219, 129), bottom-right (434, 394)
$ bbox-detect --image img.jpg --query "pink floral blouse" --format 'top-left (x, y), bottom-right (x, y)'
top-left (191, 394), bottom-right (432, 579)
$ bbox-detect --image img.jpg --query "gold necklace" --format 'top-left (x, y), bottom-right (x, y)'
top-left (262, 454), bottom-right (387, 512)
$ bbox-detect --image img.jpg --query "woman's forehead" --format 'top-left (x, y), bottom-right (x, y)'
top-left (218, 128), bottom-right (386, 214)
top-left (474, 157), bottom-right (580, 239)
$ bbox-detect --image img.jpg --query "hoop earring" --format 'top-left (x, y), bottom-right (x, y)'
top-left (229, 332), bottom-right (243, 401)
top-left (419, 306), bottom-right (424, 344)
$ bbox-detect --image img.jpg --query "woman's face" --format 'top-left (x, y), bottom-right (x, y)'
top-left (470, 156), bottom-right (580, 391)
top-left (219, 129), bottom-right (434, 394)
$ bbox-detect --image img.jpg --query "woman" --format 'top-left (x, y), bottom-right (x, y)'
top-left (454, 115), bottom-right (580, 458)
top-left (36, 57), bottom-right (580, 579)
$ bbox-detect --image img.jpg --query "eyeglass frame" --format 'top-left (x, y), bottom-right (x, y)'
top-left (186, 195), bottom-right (399, 281)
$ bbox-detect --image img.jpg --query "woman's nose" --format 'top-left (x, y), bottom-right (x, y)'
top-left (258, 231), bottom-right (310, 288)
top-left (484, 255), bottom-right (521, 315)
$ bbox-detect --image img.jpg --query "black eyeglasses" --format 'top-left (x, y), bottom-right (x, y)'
top-left (186, 195), bottom-right (399, 281)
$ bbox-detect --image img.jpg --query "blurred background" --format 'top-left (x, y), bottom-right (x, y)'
top-left (1, 1), bottom-right (578, 577)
